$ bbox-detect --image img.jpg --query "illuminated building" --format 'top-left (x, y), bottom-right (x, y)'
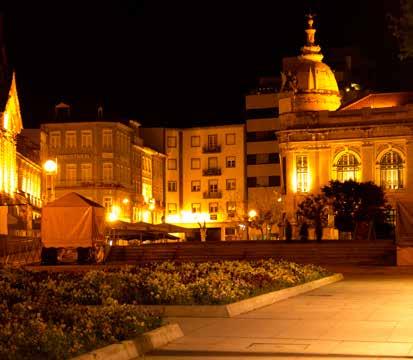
top-left (277, 16), bottom-right (413, 238)
top-left (41, 108), bottom-right (165, 223)
top-left (142, 124), bottom-right (246, 241)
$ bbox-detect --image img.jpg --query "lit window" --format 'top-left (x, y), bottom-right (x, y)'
top-left (167, 136), bottom-right (177, 148)
top-left (226, 133), bottom-right (236, 145)
top-left (226, 178), bottom-right (236, 190)
top-left (81, 130), bottom-right (92, 147)
top-left (208, 179), bottom-right (218, 193)
top-left (80, 163), bottom-right (92, 182)
top-left (168, 203), bottom-right (177, 215)
top-left (102, 129), bottom-right (113, 148)
top-left (191, 136), bottom-right (200, 147)
top-left (168, 159), bottom-right (177, 170)
top-left (168, 181), bottom-right (177, 192)
top-left (208, 134), bottom-right (218, 148)
top-left (227, 201), bottom-right (236, 217)
top-left (50, 131), bottom-right (61, 148)
top-left (192, 203), bottom-right (201, 213)
top-left (296, 155), bottom-right (308, 192)
top-left (191, 180), bottom-right (201, 192)
top-left (102, 162), bottom-right (113, 181)
top-left (380, 151), bottom-right (404, 189)
top-left (66, 164), bottom-right (77, 183)
top-left (103, 196), bottom-right (112, 210)
top-left (65, 131), bottom-right (76, 148)
top-left (191, 158), bottom-right (201, 169)
top-left (209, 202), bottom-right (218, 213)
top-left (334, 153), bottom-right (360, 182)
top-left (226, 156), bottom-right (236, 168)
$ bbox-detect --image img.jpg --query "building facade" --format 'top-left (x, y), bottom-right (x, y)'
top-left (143, 124), bottom-right (247, 241)
top-left (41, 118), bottom-right (165, 223)
top-left (277, 16), bottom-right (413, 239)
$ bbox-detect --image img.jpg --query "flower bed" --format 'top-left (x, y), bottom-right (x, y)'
top-left (0, 260), bottom-right (330, 359)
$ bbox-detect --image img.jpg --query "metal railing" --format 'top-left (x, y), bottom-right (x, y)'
top-left (202, 168), bottom-right (222, 176)
top-left (0, 236), bottom-right (42, 266)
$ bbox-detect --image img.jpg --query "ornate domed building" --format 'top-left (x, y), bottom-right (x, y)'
top-left (277, 16), bottom-right (413, 256)
top-left (279, 15), bottom-right (341, 113)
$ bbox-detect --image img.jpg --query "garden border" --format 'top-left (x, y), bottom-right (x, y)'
top-left (71, 323), bottom-right (183, 360)
top-left (143, 273), bottom-right (343, 318)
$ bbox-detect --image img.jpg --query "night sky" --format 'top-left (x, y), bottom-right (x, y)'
top-left (0, 0), bottom-right (405, 128)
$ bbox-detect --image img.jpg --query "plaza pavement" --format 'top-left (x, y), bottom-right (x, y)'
top-left (144, 270), bottom-right (413, 360)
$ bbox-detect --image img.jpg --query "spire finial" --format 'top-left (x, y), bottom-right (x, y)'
top-left (305, 13), bottom-right (316, 45)
top-left (300, 13), bottom-right (323, 61)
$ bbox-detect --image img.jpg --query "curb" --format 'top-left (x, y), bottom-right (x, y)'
top-left (71, 323), bottom-right (183, 360)
top-left (144, 273), bottom-right (344, 318)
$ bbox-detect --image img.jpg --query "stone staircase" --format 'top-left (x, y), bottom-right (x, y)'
top-left (105, 240), bottom-right (396, 266)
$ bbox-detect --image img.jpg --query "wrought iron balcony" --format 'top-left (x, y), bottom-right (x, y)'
top-left (202, 145), bottom-right (221, 153)
top-left (202, 167), bottom-right (221, 176)
top-left (203, 191), bottom-right (222, 199)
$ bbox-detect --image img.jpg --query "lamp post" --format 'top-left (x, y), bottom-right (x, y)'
top-left (247, 209), bottom-right (257, 240)
top-left (148, 198), bottom-right (155, 224)
top-left (43, 159), bottom-right (57, 203)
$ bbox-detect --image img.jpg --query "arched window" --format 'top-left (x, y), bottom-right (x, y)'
top-left (380, 151), bottom-right (403, 189)
top-left (335, 153), bottom-right (360, 182)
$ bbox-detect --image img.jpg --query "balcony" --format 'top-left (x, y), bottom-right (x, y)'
top-left (203, 191), bottom-right (222, 199)
top-left (202, 145), bottom-right (221, 153)
top-left (202, 167), bottom-right (221, 176)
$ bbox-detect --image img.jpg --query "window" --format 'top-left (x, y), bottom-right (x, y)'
top-left (247, 177), bottom-right (257, 187)
top-left (208, 134), bottom-right (218, 148)
top-left (168, 203), bottom-right (177, 215)
top-left (50, 131), bottom-right (61, 148)
top-left (102, 162), bottom-right (113, 181)
top-left (168, 159), bottom-right (177, 170)
top-left (226, 156), bottom-right (236, 168)
top-left (208, 157), bottom-right (218, 169)
top-left (380, 151), bottom-right (404, 189)
top-left (296, 155), bottom-right (308, 192)
top-left (227, 201), bottom-right (236, 216)
top-left (102, 129), bottom-right (113, 148)
top-left (257, 176), bottom-right (269, 187)
top-left (65, 131), bottom-right (76, 148)
top-left (191, 180), bottom-right (201, 192)
top-left (167, 136), bottom-right (177, 148)
top-left (226, 133), bottom-right (236, 145)
top-left (103, 196), bottom-right (112, 210)
top-left (80, 163), bottom-right (92, 182)
top-left (208, 179), bottom-right (218, 193)
top-left (191, 158), bottom-right (201, 169)
top-left (192, 203), bottom-right (201, 213)
top-left (269, 176), bottom-right (281, 186)
top-left (81, 130), bottom-right (92, 147)
top-left (334, 152), bottom-right (360, 182)
top-left (168, 181), bottom-right (177, 192)
top-left (246, 130), bottom-right (277, 142)
top-left (191, 136), bottom-right (200, 147)
top-left (226, 178), bottom-right (236, 190)
top-left (256, 153), bottom-right (269, 164)
top-left (66, 164), bottom-right (77, 183)
top-left (225, 227), bottom-right (236, 235)
top-left (209, 202), bottom-right (218, 213)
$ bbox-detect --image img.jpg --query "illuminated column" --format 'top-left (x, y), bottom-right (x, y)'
top-left (318, 149), bottom-right (330, 189)
top-left (406, 141), bottom-right (413, 191)
top-left (361, 142), bottom-right (374, 182)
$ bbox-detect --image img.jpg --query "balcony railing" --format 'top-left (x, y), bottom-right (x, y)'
top-left (202, 167), bottom-right (222, 176)
top-left (203, 191), bottom-right (222, 199)
top-left (55, 180), bottom-right (126, 189)
top-left (202, 145), bottom-right (221, 153)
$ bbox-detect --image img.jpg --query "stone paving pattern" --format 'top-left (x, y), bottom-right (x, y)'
top-left (144, 273), bottom-right (413, 359)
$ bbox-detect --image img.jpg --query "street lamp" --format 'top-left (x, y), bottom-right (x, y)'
top-left (248, 209), bottom-right (257, 218)
top-left (148, 198), bottom-right (155, 224)
top-left (43, 159), bottom-right (57, 203)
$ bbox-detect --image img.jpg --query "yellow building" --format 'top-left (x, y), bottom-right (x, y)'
top-left (41, 112), bottom-right (165, 223)
top-left (142, 125), bottom-right (246, 240)
top-left (277, 16), bottom-right (413, 238)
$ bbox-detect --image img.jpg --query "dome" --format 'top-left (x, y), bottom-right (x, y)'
top-left (280, 15), bottom-right (341, 113)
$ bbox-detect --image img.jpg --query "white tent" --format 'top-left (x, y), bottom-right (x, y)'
top-left (41, 192), bottom-right (105, 248)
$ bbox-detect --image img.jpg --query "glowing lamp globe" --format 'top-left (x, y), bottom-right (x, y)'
top-left (43, 160), bottom-right (57, 174)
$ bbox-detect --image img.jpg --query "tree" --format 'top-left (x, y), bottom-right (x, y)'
top-left (321, 180), bottom-right (390, 236)
top-left (248, 191), bottom-right (284, 240)
top-left (388, 0), bottom-right (413, 59)
top-left (296, 194), bottom-right (329, 242)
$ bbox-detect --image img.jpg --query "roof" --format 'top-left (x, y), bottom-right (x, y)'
top-left (341, 92), bottom-right (413, 111)
top-left (45, 192), bottom-right (104, 208)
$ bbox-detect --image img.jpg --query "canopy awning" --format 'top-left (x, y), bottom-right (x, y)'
top-left (151, 223), bottom-right (194, 233)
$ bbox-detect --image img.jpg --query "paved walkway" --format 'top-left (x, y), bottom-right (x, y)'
top-left (146, 274), bottom-right (413, 359)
